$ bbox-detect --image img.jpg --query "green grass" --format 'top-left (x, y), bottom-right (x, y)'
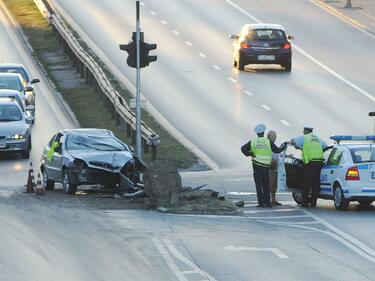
top-left (3, 0), bottom-right (198, 168)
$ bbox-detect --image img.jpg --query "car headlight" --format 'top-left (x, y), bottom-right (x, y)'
top-left (7, 134), bottom-right (25, 140)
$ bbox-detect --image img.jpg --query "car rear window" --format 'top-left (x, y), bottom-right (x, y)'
top-left (247, 29), bottom-right (285, 40)
top-left (350, 147), bottom-right (375, 163)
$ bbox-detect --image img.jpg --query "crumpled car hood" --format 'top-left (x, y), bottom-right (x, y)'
top-left (69, 150), bottom-right (133, 172)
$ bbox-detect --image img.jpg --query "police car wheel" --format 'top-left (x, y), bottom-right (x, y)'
top-left (334, 185), bottom-right (349, 210)
top-left (62, 169), bottom-right (77, 195)
top-left (292, 191), bottom-right (303, 205)
top-left (358, 200), bottom-right (374, 207)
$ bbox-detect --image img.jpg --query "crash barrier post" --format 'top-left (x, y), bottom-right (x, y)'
top-left (33, 0), bottom-right (160, 158)
top-left (35, 173), bottom-right (44, 195)
top-left (26, 162), bottom-right (35, 193)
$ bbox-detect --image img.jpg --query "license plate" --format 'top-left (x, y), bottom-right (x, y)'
top-left (258, 55), bottom-right (275, 61)
top-left (0, 142), bottom-right (6, 149)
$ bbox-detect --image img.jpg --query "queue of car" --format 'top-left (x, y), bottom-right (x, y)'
top-left (0, 63), bottom-right (39, 159)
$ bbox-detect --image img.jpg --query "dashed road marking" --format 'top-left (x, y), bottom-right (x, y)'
top-left (244, 90), bottom-right (254, 96)
top-left (199, 52), bottom-right (207, 58)
top-left (150, 11), bottom-right (156, 16)
top-left (280, 120), bottom-right (290, 126)
top-left (212, 64), bottom-right (221, 70)
top-left (243, 208), bottom-right (297, 214)
top-left (225, 245), bottom-right (289, 259)
top-left (172, 30), bottom-right (180, 35)
top-left (261, 104), bottom-right (271, 111)
top-left (228, 77), bottom-right (237, 83)
top-left (185, 41), bottom-right (193, 47)
top-left (161, 20), bottom-right (168, 25)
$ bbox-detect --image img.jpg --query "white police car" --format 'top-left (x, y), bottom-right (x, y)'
top-left (282, 136), bottom-right (375, 210)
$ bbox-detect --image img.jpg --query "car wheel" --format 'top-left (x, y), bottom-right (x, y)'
top-left (358, 200), bottom-right (373, 207)
top-left (233, 59), bottom-right (237, 67)
top-left (292, 191), bottom-right (303, 205)
top-left (42, 169), bottom-right (55, 191)
top-left (21, 138), bottom-right (31, 159)
top-left (62, 169), bottom-right (77, 194)
top-left (334, 185), bottom-right (349, 210)
top-left (236, 54), bottom-right (245, 71)
top-left (283, 59), bottom-right (292, 72)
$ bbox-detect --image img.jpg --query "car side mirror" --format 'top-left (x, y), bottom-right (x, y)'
top-left (229, 34), bottom-right (239, 40)
top-left (25, 114), bottom-right (34, 124)
top-left (25, 86), bottom-right (33, 92)
top-left (31, 78), bottom-right (40, 84)
top-left (287, 35), bottom-right (294, 40)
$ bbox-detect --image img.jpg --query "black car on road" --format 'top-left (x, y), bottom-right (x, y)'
top-left (230, 24), bottom-right (294, 71)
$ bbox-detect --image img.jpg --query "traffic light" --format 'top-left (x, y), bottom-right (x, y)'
top-left (119, 32), bottom-right (157, 68)
top-left (119, 41), bottom-right (136, 68)
top-left (140, 41), bottom-right (157, 67)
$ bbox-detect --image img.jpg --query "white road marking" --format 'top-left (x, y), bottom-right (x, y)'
top-left (225, 245), bottom-right (289, 259)
top-left (261, 104), bottom-right (271, 111)
top-left (161, 20), bottom-right (168, 25)
top-left (185, 41), bottom-right (193, 47)
top-left (243, 215), bottom-right (309, 219)
top-left (163, 239), bottom-right (219, 281)
top-left (243, 208), bottom-right (297, 214)
top-left (243, 90), bottom-right (254, 96)
top-left (301, 208), bottom-right (375, 259)
top-left (150, 11), bottom-right (156, 16)
top-left (225, 0), bottom-right (375, 103)
top-left (228, 77), bottom-right (237, 83)
top-left (212, 64), bottom-right (221, 70)
top-left (172, 30), bottom-right (180, 35)
top-left (280, 120), bottom-right (290, 126)
top-left (199, 52), bottom-right (207, 58)
top-left (152, 239), bottom-right (188, 281)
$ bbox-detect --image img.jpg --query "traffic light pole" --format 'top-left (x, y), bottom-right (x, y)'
top-left (135, 0), bottom-right (142, 160)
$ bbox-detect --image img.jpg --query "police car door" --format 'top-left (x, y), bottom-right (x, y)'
top-left (320, 147), bottom-right (344, 196)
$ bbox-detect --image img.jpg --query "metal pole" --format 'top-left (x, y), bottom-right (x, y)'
top-left (135, 0), bottom-right (142, 160)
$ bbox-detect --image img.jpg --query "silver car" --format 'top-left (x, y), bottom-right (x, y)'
top-left (41, 129), bottom-right (142, 194)
top-left (0, 89), bottom-right (34, 124)
top-left (0, 98), bottom-right (32, 159)
top-left (0, 64), bottom-right (39, 105)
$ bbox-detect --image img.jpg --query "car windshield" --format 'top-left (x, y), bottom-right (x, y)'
top-left (350, 147), bottom-right (375, 163)
top-left (0, 68), bottom-right (29, 82)
top-left (0, 77), bottom-right (23, 91)
top-left (66, 134), bottom-right (127, 151)
top-left (247, 29), bottom-right (285, 40)
top-left (0, 104), bottom-right (22, 121)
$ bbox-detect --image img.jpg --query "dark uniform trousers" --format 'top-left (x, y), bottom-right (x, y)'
top-left (302, 160), bottom-right (323, 206)
top-left (253, 163), bottom-right (271, 207)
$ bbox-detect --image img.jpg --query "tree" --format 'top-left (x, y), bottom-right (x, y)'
top-left (345, 0), bottom-right (352, 8)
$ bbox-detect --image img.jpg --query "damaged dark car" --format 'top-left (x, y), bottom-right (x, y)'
top-left (40, 129), bottom-right (145, 194)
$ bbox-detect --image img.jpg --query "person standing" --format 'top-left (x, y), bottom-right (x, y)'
top-left (267, 130), bottom-right (282, 206)
top-left (241, 124), bottom-right (287, 208)
top-left (290, 126), bottom-right (327, 207)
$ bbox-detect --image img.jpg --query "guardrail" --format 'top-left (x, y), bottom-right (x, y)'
top-left (33, 0), bottom-right (160, 159)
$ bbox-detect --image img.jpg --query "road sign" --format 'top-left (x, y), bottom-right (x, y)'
top-left (130, 98), bottom-right (146, 109)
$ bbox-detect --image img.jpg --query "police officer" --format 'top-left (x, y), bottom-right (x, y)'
top-left (241, 124), bottom-right (287, 208)
top-left (291, 126), bottom-right (327, 207)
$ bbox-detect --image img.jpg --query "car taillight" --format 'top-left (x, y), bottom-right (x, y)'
top-left (346, 166), bottom-right (360, 181)
top-left (241, 42), bottom-right (251, 49)
top-left (283, 43), bottom-right (291, 49)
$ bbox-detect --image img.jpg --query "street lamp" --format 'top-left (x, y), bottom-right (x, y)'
top-left (345, 0), bottom-right (352, 8)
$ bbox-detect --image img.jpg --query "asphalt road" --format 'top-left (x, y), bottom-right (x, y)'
top-left (51, 0), bottom-right (375, 169)
top-left (0, 1), bottom-right (375, 280)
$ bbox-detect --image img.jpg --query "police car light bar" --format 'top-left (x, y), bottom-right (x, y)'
top-left (330, 135), bottom-right (375, 141)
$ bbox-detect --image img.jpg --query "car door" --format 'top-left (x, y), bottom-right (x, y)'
top-left (320, 147), bottom-right (344, 196)
top-left (49, 133), bottom-right (65, 181)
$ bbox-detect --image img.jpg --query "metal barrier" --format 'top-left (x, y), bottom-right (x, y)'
top-left (33, 0), bottom-right (159, 158)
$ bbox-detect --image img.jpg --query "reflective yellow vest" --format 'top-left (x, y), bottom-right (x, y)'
top-left (302, 133), bottom-right (323, 164)
top-left (250, 137), bottom-right (272, 167)
top-left (47, 141), bottom-right (59, 162)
